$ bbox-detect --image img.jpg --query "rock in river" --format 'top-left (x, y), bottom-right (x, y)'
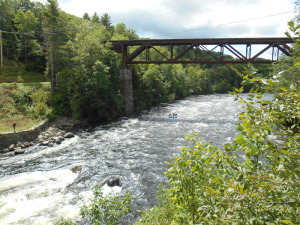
top-left (14, 147), bottom-right (25, 155)
top-left (64, 132), bottom-right (75, 138)
top-left (107, 178), bottom-right (121, 187)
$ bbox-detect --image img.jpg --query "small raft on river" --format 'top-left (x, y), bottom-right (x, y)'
top-left (168, 113), bottom-right (178, 119)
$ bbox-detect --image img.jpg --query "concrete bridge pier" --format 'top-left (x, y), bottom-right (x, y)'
top-left (120, 65), bottom-right (134, 116)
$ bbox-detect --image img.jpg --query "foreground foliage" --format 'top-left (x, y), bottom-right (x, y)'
top-left (136, 22), bottom-right (300, 225)
top-left (59, 185), bottom-right (132, 225)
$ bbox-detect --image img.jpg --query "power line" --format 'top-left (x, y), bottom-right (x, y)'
top-left (0, 10), bottom-right (294, 39)
top-left (149, 10), bottom-right (294, 38)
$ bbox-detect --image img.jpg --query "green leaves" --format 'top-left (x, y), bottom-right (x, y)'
top-left (80, 185), bottom-right (132, 225)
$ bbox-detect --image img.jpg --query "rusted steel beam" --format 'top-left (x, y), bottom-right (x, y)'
top-left (225, 44), bottom-right (246, 61)
top-left (110, 37), bottom-right (293, 65)
top-left (127, 60), bottom-right (273, 64)
top-left (252, 43), bottom-right (274, 60)
top-left (151, 46), bottom-right (169, 60)
top-left (111, 37), bottom-right (292, 46)
top-left (126, 44), bottom-right (147, 62)
top-left (173, 44), bottom-right (195, 61)
top-left (198, 45), bottom-right (219, 61)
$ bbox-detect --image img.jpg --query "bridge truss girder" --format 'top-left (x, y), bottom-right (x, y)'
top-left (110, 38), bottom-right (293, 65)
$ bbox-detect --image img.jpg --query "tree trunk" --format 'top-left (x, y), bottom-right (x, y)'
top-left (24, 38), bottom-right (27, 65)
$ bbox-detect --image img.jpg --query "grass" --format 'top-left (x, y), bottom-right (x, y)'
top-left (0, 72), bottom-right (48, 83)
top-left (0, 57), bottom-right (49, 83)
top-left (0, 116), bottom-right (43, 133)
top-left (0, 82), bottom-right (51, 90)
top-left (0, 83), bottom-right (51, 133)
top-left (0, 58), bottom-right (51, 133)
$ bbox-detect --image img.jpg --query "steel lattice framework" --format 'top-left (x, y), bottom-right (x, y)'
top-left (110, 37), bottom-right (293, 65)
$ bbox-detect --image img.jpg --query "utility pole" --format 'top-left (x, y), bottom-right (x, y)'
top-left (0, 30), bottom-right (3, 68)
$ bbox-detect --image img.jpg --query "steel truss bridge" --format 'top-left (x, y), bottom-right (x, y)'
top-left (111, 37), bottom-right (293, 65)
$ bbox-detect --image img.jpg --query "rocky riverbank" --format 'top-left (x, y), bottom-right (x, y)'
top-left (0, 117), bottom-right (88, 155)
top-left (5, 127), bottom-right (75, 155)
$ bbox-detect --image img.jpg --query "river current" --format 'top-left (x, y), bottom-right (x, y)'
top-left (0, 94), bottom-right (243, 224)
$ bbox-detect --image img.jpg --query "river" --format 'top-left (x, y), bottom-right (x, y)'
top-left (0, 94), bottom-right (243, 224)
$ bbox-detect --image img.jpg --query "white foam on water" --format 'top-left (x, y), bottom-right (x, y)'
top-left (0, 169), bottom-right (81, 225)
top-left (102, 183), bottom-right (122, 196)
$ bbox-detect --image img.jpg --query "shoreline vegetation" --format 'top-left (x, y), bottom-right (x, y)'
top-left (0, 82), bottom-right (51, 134)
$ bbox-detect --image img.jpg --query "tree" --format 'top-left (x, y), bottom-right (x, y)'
top-left (141, 64), bottom-right (170, 105)
top-left (10, 0), bottom-right (34, 12)
top-left (44, 0), bottom-right (60, 96)
top-left (91, 12), bottom-right (100, 23)
top-left (185, 65), bottom-right (204, 94)
top-left (0, 0), bottom-right (18, 60)
top-left (100, 13), bottom-right (113, 32)
top-left (82, 12), bottom-right (90, 21)
top-left (14, 9), bottom-right (39, 65)
top-left (112, 23), bottom-right (138, 40)
top-left (55, 21), bottom-right (123, 121)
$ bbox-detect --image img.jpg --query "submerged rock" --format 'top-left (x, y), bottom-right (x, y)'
top-left (71, 165), bottom-right (82, 173)
top-left (107, 178), bottom-right (121, 187)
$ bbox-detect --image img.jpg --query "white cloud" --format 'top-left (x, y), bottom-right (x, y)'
top-left (33, 0), bottom-right (296, 38)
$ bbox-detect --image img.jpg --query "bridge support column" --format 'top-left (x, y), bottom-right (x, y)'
top-left (120, 65), bottom-right (134, 116)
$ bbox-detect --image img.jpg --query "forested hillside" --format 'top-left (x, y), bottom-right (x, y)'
top-left (1, 0), bottom-right (271, 122)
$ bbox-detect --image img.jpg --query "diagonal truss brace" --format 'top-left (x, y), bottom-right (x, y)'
top-left (110, 38), bottom-right (293, 65)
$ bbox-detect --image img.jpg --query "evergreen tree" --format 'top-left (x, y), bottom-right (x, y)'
top-left (82, 12), bottom-right (90, 21)
top-left (91, 12), bottom-right (100, 23)
top-left (100, 13), bottom-right (113, 32)
top-left (13, 9), bottom-right (39, 65)
top-left (44, 0), bottom-right (60, 95)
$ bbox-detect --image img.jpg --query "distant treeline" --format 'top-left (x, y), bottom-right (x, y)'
top-left (0, 0), bottom-right (272, 122)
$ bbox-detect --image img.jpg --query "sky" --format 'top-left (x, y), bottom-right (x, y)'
top-left (34, 0), bottom-right (298, 39)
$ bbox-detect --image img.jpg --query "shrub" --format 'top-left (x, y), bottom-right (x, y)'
top-left (80, 185), bottom-right (132, 225)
